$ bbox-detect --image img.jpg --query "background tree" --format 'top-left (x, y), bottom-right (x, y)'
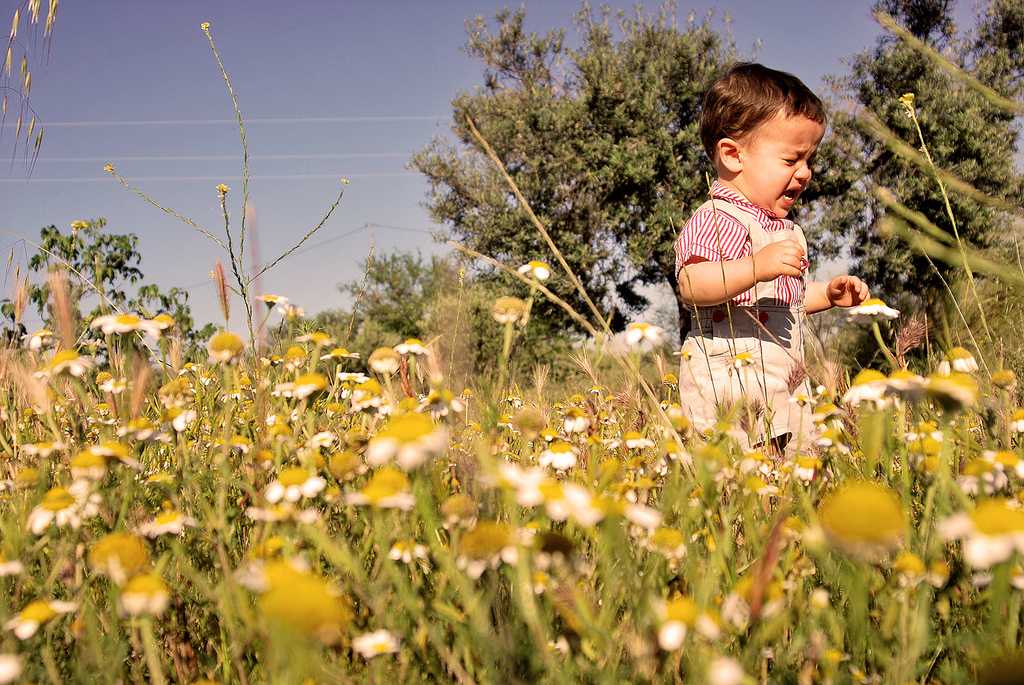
top-left (807, 0), bottom-right (1024, 321)
top-left (313, 250), bottom-right (576, 391)
top-left (1, 219), bottom-right (214, 351)
top-left (413, 2), bottom-right (736, 340)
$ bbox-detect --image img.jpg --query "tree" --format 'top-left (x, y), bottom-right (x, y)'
top-left (1, 219), bottom-right (214, 350)
top-left (314, 250), bottom-right (576, 390)
top-left (337, 251), bottom-right (455, 343)
top-left (807, 0), bottom-right (1024, 318)
top-left (413, 2), bottom-right (736, 340)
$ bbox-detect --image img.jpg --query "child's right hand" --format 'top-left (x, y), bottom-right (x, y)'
top-left (753, 240), bottom-right (807, 282)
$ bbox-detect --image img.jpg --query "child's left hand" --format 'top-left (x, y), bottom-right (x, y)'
top-left (826, 275), bottom-right (870, 308)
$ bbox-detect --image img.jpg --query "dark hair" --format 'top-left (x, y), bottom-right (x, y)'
top-left (699, 62), bottom-right (826, 161)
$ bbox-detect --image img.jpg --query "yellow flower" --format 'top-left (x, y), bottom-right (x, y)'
top-left (992, 370), bottom-right (1018, 391)
top-left (440, 493), bottom-right (479, 530)
top-left (818, 481), bottom-right (904, 558)
top-left (394, 338), bottom-right (429, 356)
top-left (624, 322), bottom-right (664, 346)
top-left (24, 329), bottom-right (53, 350)
top-left (275, 373), bottom-right (329, 400)
top-left (282, 345), bottom-right (308, 372)
top-left (328, 450), bottom-right (366, 481)
top-left (264, 467), bottom-right (326, 503)
top-left (35, 349), bottom-right (93, 378)
top-left (26, 482), bottom-right (99, 535)
top-left (4, 599), bottom-right (77, 640)
top-left (256, 560), bottom-right (352, 644)
top-left (138, 507), bottom-right (198, 538)
top-left (733, 352), bottom-right (755, 368)
top-left (517, 260), bottom-right (551, 281)
top-left (847, 298), bottom-right (900, 323)
top-left (90, 313), bottom-right (164, 338)
top-left (321, 346), bottom-right (360, 361)
top-left (276, 303), bottom-right (306, 319)
top-left (346, 468), bottom-right (415, 510)
top-left (938, 499), bottom-right (1024, 568)
top-left (352, 629), bottom-right (401, 659)
top-left (562, 406), bottom-right (590, 434)
top-left (893, 551), bottom-right (927, 585)
top-left (924, 372), bottom-right (979, 411)
top-left (368, 347), bottom-right (401, 375)
top-left (209, 331), bottom-right (244, 362)
top-left (365, 413), bottom-right (448, 470)
top-left (538, 441), bottom-right (577, 471)
top-left (88, 532), bottom-right (151, 584)
top-left (492, 296), bottom-right (527, 324)
top-left (898, 92), bottom-right (915, 114)
top-left (456, 520), bottom-right (518, 579)
top-left (119, 570), bottom-right (171, 616)
top-left (945, 346), bottom-right (979, 373)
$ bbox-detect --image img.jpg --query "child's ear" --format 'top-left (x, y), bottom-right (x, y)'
top-left (716, 138), bottom-right (743, 174)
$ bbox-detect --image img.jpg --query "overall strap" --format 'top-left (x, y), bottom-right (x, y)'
top-left (694, 199), bottom-right (808, 302)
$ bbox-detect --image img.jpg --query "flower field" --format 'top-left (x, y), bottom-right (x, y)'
top-left (1, 302), bottom-right (1024, 685)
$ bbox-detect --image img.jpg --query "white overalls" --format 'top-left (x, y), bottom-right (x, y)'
top-left (677, 200), bottom-right (816, 453)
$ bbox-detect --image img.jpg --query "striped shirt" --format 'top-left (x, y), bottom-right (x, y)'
top-left (674, 182), bottom-right (805, 307)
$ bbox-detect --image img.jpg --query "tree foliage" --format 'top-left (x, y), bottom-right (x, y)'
top-left (413, 2), bottom-right (736, 339)
top-left (1, 219), bottom-right (214, 350)
top-left (808, 0), bottom-right (1024, 317)
top-left (317, 250), bottom-right (576, 391)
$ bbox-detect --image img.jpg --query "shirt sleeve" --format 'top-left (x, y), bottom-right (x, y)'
top-left (674, 206), bottom-right (751, 279)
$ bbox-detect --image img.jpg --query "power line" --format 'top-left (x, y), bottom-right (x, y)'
top-left (8, 116), bottom-right (451, 127)
top-left (1, 172), bottom-right (423, 183)
top-left (24, 153), bottom-right (412, 162)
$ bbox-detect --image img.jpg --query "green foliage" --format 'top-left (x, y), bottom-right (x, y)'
top-left (1, 219), bottom-right (214, 352)
top-left (413, 2), bottom-right (736, 340)
top-left (27, 219), bottom-right (144, 321)
top-left (809, 0), bottom-right (1024, 317)
top-left (4, 281), bottom-right (1024, 683)
top-left (316, 250), bottom-right (577, 392)
top-left (340, 251), bottom-right (453, 342)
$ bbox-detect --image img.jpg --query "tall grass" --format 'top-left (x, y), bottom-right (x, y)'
top-left (1, 19), bottom-right (1023, 685)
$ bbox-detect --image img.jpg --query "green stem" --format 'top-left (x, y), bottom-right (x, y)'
top-left (137, 616), bottom-right (166, 685)
top-left (871, 319), bottom-right (900, 371)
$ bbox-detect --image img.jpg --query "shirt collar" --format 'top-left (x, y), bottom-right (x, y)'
top-left (709, 181), bottom-right (793, 229)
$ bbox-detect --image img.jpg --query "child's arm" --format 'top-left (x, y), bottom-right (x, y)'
top-left (678, 239), bottom-right (806, 306)
top-left (805, 275), bottom-right (870, 314)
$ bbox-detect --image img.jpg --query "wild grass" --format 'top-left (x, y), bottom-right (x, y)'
top-left (1, 20), bottom-right (1023, 685)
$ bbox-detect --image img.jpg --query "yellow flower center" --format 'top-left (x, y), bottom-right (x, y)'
top-left (360, 469), bottom-right (410, 503)
top-left (41, 487), bottom-right (75, 511)
top-left (972, 499), bottom-right (1024, 535)
top-left (279, 466), bottom-right (311, 487)
top-left (665, 596), bottom-right (699, 625)
top-left (818, 481), bottom-right (904, 545)
top-left (460, 521), bottom-right (513, 559)
top-left (88, 533), bottom-right (150, 574)
top-left (20, 599), bottom-right (58, 623)
top-left (377, 413), bottom-right (435, 443)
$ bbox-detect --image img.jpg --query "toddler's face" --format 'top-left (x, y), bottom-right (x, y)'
top-left (727, 112), bottom-right (825, 218)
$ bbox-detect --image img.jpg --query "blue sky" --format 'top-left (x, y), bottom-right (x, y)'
top-left (0, 0), bottom-right (977, 332)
